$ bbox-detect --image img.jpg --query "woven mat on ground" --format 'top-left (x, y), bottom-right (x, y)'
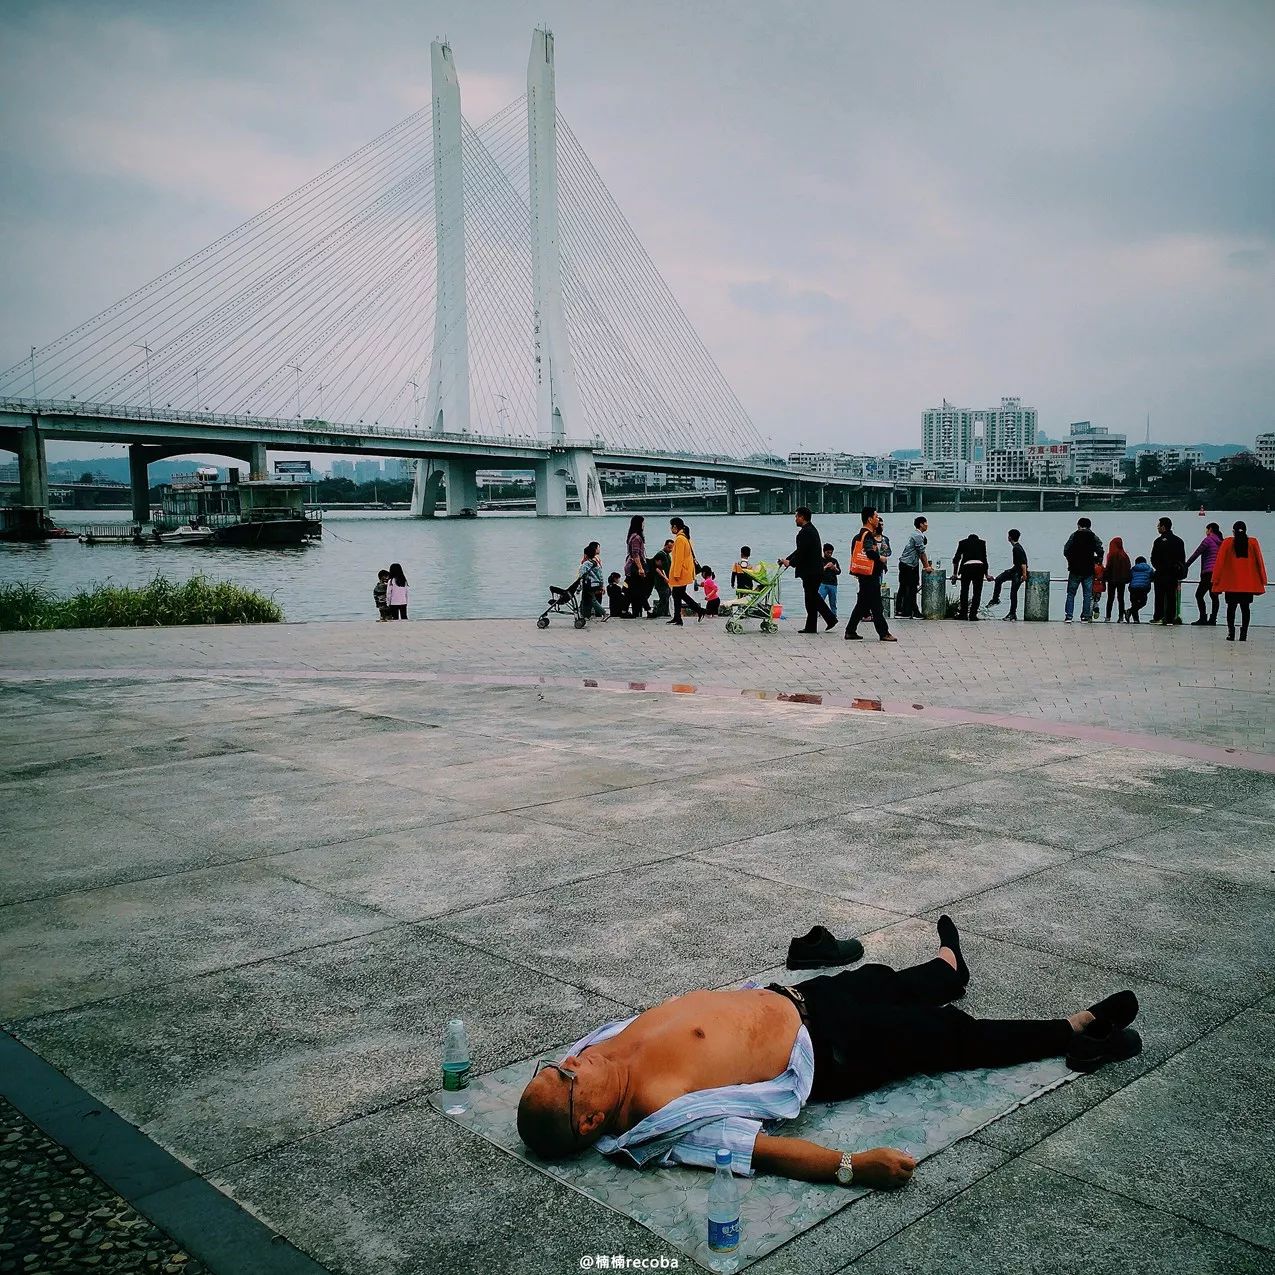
top-left (431, 1044), bottom-right (1077, 1271)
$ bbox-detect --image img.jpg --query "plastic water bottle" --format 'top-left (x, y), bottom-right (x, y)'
top-left (441, 1018), bottom-right (471, 1115)
top-left (706, 1147), bottom-right (740, 1272)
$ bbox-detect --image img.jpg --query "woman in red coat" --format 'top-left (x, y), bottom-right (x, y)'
top-left (1210, 521), bottom-right (1267, 642)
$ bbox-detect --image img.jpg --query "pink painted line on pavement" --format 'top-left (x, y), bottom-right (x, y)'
top-left (6, 665), bottom-right (1273, 774)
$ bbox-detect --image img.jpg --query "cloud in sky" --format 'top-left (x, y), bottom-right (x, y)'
top-left (1, 0), bottom-right (1273, 459)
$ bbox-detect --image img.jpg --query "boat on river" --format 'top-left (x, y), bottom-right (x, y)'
top-left (152, 471), bottom-right (322, 546)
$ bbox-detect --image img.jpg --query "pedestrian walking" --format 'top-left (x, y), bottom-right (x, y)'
top-left (896, 516), bottom-right (931, 617)
top-left (579, 541), bottom-right (606, 621)
top-left (819, 543), bottom-right (841, 622)
top-left (385, 563), bottom-right (409, 620)
top-left (844, 507), bottom-right (896, 642)
top-left (697, 566), bottom-right (721, 616)
top-left (1211, 521), bottom-right (1267, 642)
top-left (623, 515), bottom-right (650, 618)
top-left (648, 538), bottom-right (673, 617)
top-left (780, 506), bottom-right (836, 633)
top-left (667, 517), bottom-right (703, 625)
top-left (951, 531), bottom-right (990, 621)
top-left (988, 530), bottom-right (1028, 620)
top-left (1185, 522), bottom-right (1223, 626)
top-left (1103, 537), bottom-right (1132, 622)
top-left (1150, 517), bottom-right (1186, 625)
top-left (1063, 518), bottom-right (1103, 623)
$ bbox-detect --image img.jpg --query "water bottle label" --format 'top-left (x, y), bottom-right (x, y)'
top-left (708, 1218), bottom-right (739, 1252)
top-left (442, 1062), bottom-right (471, 1091)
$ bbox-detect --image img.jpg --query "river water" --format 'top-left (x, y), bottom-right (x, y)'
top-left (2, 508), bottom-right (1270, 624)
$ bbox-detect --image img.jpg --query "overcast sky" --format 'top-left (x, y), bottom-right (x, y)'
top-left (2, 0), bottom-right (1273, 462)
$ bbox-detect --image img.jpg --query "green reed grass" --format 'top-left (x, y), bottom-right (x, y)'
top-left (0, 576), bottom-right (283, 631)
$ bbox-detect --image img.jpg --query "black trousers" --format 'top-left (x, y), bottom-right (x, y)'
top-left (1225, 592), bottom-right (1252, 639)
top-left (1105, 582), bottom-right (1127, 620)
top-left (958, 568), bottom-right (985, 620)
top-left (625, 569), bottom-right (645, 616)
top-left (845, 574), bottom-right (890, 637)
top-left (897, 562), bottom-right (920, 616)
top-left (672, 585), bottom-right (701, 622)
top-left (1129, 587), bottom-right (1149, 620)
top-left (801, 576), bottom-right (836, 631)
top-left (794, 960), bottom-right (1073, 1103)
top-left (648, 578), bottom-right (670, 617)
top-left (989, 568), bottom-right (1021, 616)
top-left (1153, 578), bottom-right (1179, 623)
top-left (1195, 572), bottom-right (1219, 622)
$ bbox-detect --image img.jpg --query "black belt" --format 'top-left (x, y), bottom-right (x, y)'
top-left (766, 982), bottom-right (811, 1029)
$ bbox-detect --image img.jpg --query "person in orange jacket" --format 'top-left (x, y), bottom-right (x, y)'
top-left (667, 517), bottom-right (702, 626)
top-left (1210, 521), bottom-right (1267, 642)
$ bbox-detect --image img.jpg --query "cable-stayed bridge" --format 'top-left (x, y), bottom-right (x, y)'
top-left (2, 28), bottom-right (874, 521)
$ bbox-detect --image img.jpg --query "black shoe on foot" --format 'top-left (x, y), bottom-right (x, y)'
top-left (936, 914), bottom-right (970, 989)
top-left (786, 925), bottom-right (865, 970)
top-left (1086, 989), bottom-right (1139, 1033)
top-left (1066, 1026), bottom-right (1143, 1073)
top-left (844, 631), bottom-right (862, 640)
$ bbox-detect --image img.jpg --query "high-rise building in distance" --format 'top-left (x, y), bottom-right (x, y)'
top-left (922, 397), bottom-right (1038, 475)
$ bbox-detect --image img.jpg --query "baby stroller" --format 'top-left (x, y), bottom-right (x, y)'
top-left (536, 578), bottom-right (586, 628)
top-left (723, 562), bottom-right (787, 634)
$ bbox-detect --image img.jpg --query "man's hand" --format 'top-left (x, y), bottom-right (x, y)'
top-left (852, 1147), bottom-right (916, 1189)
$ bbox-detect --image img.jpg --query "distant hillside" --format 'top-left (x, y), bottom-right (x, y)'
top-left (1034, 438), bottom-right (1246, 460)
top-left (47, 457), bottom-right (230, 483)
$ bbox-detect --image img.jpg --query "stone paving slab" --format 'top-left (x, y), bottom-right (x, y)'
top-left (0, 862), bottom-right (395, 1019)
top-left (1026, 1009), bottom-right (1275, 1251)
top-left (942, 855), bottom-right (1275, 1002)
top-left (15, 926), bottom-right (626, 1174)
top-left (844, 1157), bottom-right (1267, 1275)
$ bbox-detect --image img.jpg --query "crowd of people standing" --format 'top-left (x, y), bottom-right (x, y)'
top-left (580, 510), bottom-right (1266, 643)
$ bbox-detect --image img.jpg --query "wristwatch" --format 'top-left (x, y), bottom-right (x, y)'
top-left (834, 1152), bottom-right (854, 1186)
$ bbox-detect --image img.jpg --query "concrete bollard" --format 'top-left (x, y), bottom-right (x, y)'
top-left (1024, 570), bottom-right (1051, 621)
top-left (921, 568), bottom-right (948, 620)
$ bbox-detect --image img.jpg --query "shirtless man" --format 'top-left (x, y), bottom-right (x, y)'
top-left (518, 917), bottom-right (1141, 1188)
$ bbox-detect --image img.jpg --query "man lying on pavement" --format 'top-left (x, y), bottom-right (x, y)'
top-left (517, 917), bottom-right (1140, 1188)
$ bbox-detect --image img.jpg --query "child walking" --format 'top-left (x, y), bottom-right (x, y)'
top-left (697, 566), bottom-right (721, 616)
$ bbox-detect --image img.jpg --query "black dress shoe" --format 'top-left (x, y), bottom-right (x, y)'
top-left (786, 925), bottom-right (865, 970)
top-left (1066, 1026), bottom-right (1142, 1073)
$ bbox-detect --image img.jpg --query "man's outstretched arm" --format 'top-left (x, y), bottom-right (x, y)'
top-left (752, 1133), bottom-right (916, 1188)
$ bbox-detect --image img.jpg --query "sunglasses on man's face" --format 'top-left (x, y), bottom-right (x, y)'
top-left (533, 1059), bottom-right (578, 1139)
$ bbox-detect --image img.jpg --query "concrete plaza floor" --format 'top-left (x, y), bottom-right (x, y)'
top-left (1, 618), bottom-right (1273, 1274)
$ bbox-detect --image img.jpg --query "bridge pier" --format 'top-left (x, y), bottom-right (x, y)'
top-left (18, 424), bottom-right (49, 511)
top-left (410, 460), bottom-right (445, 516)
top-left (128, 445), bottom-right (151, 523)
top-left (725, 480), bottom-right (738, 515)
top-left (249, 443), bottom-right (268, 479)
top-left (1040, 489), bottom-right (1046, 512)
top-left (445, 462), bottom-right (479, 515)
top-left (996, 490), bottom-right (1003, 512)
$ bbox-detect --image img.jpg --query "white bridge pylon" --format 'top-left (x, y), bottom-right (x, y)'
top-left (414, 28), bottom-right (603, 517)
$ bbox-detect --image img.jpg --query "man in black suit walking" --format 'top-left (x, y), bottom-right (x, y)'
top-left (781, 506), bottom-right (836, 633)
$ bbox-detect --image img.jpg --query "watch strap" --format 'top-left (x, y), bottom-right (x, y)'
top-left (836, 1151), bottom-right (854, 1185)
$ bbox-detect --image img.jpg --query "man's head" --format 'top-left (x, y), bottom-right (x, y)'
top-left (795, 505), bottom-right (811, 526)
top-left (914, 516), bottom-right (927, 532)
top-left (664, 538), bottom-right (674, 551)
top-left (1008, 529), bottom-right (1020, 543)
top-left (1158, 517), bottom-right (1172, 534)
top-left (1077, 517), bottom-right (1092, 530)
top-left (517, 1054), bottom-right (615, 1161)
top-left (739, 545), bottom-right (751, 558)
top-left (860, 506), bottom-right (877, 526)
